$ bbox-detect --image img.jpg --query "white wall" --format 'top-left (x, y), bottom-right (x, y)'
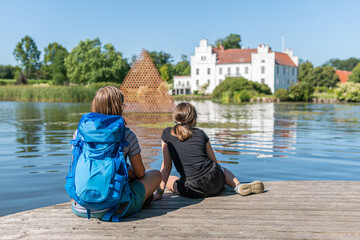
top-left (274, 65), bottom-right (298, 91)
top-left (251, 45), bottom-right (276, 93)
top-left (190, 39), bottom-right (217, 94)
top-left (215, 63), bottom-right (252, 86)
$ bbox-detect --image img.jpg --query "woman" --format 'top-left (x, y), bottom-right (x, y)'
top-left (154, 102), bottom-right (264, 200)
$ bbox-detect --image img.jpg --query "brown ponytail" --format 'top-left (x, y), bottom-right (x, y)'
top-left (170, 102), bottom-right (197, 141)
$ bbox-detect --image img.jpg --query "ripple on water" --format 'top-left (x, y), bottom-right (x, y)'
top-left (1, 101), bottom-right (360, 217)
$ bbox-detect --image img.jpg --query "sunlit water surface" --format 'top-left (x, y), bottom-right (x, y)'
top-left (0, 101), bottom-right (359, 216)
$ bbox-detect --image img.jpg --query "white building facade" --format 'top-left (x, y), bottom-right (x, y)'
top-left (173, 39), bottom-right (299, 94)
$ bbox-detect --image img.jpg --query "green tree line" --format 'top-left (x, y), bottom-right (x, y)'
top-left (3, 34), bottom-right (360, 86)
top-left (298, 60), bottom-right (360, 87)
top-left (2, 33), bottom-right (244, 85)
top-left (2, 35), bottom-right (197, 85)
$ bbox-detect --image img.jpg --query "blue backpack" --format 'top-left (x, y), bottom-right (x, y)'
top-left (65, 112), bottom-right (131, 222)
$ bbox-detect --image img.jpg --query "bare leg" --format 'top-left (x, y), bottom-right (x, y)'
top-left (166, 175), bottom-right (180, 194)
top-left (136, 170), bottom-right (162, 203)
top-left (222, 167), bottom-right (240, 188)
top-left (221, 167), bottom-right (264, 195)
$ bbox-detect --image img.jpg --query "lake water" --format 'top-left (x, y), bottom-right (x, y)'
top-left (0, 101), bottom-right (359, 216)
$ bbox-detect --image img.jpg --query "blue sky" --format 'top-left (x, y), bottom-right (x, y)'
top-left (0, 0), bottom-right (359, 66)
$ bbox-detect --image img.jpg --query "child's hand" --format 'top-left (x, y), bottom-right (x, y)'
top-left (153, 191), bottom-right (163, 201)
top-left (153, 187), bottom-right (164, 201)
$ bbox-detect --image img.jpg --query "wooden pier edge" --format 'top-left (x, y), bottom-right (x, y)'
top-left (1, 181), bottom-right (360, 240)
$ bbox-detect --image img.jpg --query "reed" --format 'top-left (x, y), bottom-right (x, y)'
top-left (0, 85), bottom-right (97, 102)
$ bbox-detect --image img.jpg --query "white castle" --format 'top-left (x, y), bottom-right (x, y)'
top-left (173, 39), bottom-right (299, 94)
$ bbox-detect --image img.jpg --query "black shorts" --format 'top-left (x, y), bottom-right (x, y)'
top-left (176, 162), bottom-right (225, 198)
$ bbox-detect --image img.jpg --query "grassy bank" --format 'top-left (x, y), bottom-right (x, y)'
top-left (0, 85), bottom-right (96, 102)
top-left (313, 92), bottom-right (336, 99)
top-left (173, 94), bottom-right (211, 101)
top-left (0, 79), bottom-right (50, 85)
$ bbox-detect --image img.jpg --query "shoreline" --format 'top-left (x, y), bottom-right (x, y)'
top-left (0, 96), bottom-right (357, 104)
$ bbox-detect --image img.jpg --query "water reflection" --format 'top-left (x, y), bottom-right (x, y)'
top-left (125, 114), bottom-right (172, 168)
top-left (0, 101), bottom-right (360, 217)
top-left (190, 101), bottom-right (297, 159)
top-left (15, 103), bottom-right (43, 154)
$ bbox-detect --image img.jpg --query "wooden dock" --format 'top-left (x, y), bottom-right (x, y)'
top-left (1, 181), bottom-right (360, 240)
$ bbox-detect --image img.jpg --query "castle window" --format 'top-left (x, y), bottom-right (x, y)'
top-left (245, 67), bottom-right (248, 74)
top-left (204, 56), bottom-right (206, 61)
top-left (207, 79), bottom-right (210, 84)
top-left (261, 60), bottom-right (265, 63)
top-left (236, 67), bottom-right (240, 75)
top-left (196, 80), bottom-right (199, 87)
top-left (261, 66), bottom-right (265, 74)
top-left (196, 68), bottom-right (199, 75)
top-left (207, 68), bottom-right (210, 75)
top-left (261, 78), bottom-right (265, 84)
top-left (227, 67), bottom-right (231, 75)
top-left (219, 68), bottom-right (222, 74)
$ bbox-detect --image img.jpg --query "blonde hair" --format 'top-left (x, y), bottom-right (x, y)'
top-left (91, 86), bottom-right (124, 116)
top-left (170, 102), bottom-right (197, 141)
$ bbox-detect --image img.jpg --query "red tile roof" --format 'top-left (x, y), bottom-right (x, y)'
top-left (335, 70), bottom-right (351, 83)
top-left (275, 52), bottom-right (297, 67)
top-left (212, 47), bottom-right (297, 67)
top-left (212, 48), bottom-right (257, 64)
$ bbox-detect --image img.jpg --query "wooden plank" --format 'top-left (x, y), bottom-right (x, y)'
top-left (1, 181), bottom-right (360, 240)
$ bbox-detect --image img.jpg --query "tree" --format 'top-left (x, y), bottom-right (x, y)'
top-left (13, 36), bottom-right (41, 78)
top-left (215, 34), bottom-right (241, 49)
top-left (148, 51), bottom-right (173, 70)
top-left (64, 38), bottom-right (129, 84)
top-left (310, 66), bottom-right (339, 88)
top-left (323, 57), bottom-right (360, 71)
top-left (212, 77), bottom-right (271, 100)
top-left (0, 65), bottom-right (15, 79)
top-left (299, 61), bottom-right (339, 88)
top-left (275, 89), bottom-right (289, 101)
top-left (348, 62), bottom-right (360, 83)
top-left (199, 83), bottom-right (209, 95)
top-left (174, 54), bottom-right (191, 76)
top-left (44, 42), bottom-right (69, 84)
top-left (298, 61), bottom-right (314, 83)
top-left (159, 64), bottom-right (170, 83)
top-left (288, 82), bottom-right (314, 102)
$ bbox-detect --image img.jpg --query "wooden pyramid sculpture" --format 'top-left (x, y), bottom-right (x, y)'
top-left (120, 49), bottom-right (174, 113)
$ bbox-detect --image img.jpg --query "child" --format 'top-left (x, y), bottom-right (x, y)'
top-left (153, 102), bottom-right (264, 200)
top-left (67, 86), bottom-right (161, 220)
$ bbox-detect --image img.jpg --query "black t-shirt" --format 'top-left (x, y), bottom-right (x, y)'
top-left (161, 127), bottom-right (213, 181)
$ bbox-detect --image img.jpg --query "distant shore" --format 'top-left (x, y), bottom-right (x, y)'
top-left (0, 84), bottom-right (358, 104)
